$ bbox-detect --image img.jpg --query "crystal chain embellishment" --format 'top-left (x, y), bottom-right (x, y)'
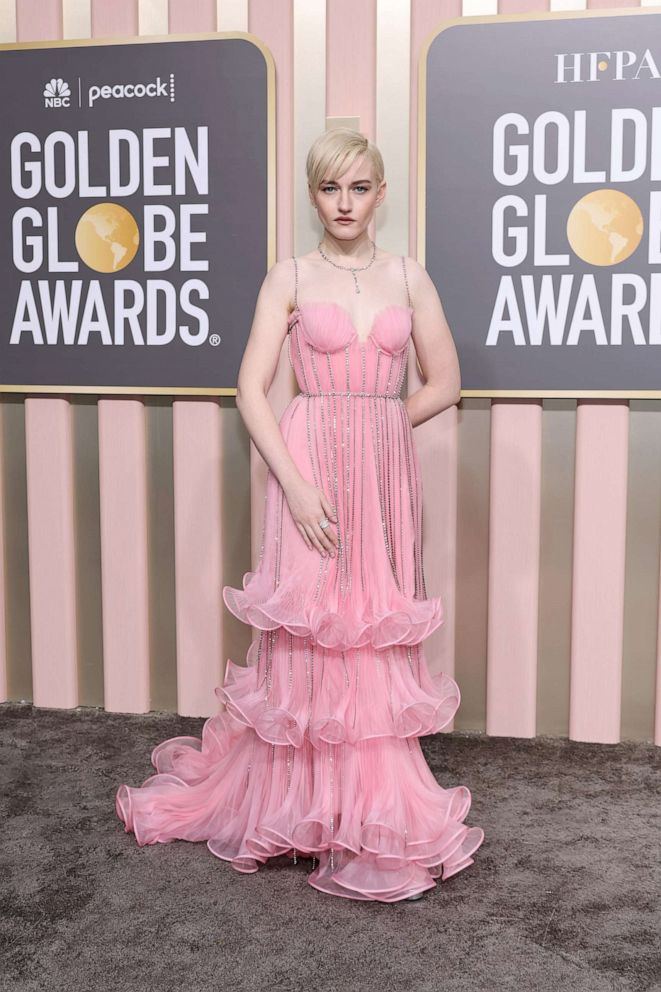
top-left (329, 741), bottom-right (335, 872)
top-left (300, 389), bottom-right (401, 398)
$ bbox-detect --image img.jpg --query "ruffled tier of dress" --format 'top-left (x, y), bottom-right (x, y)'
top-left (223, 571), bottom-right (444, 652)
top-left (215, 629), bottom-right (460, 748)
top-left (115, 713), bottom-right (484, 902)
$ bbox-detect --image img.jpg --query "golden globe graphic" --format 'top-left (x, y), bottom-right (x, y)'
top-left (74, 203), bottom-right (140, 274)
top-left (566, 189), bottom-right (644, 267)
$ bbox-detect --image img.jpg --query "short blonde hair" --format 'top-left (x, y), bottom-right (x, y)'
top-left (306, 127), bottom-right (384, 193)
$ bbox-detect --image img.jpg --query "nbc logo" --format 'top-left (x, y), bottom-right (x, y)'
top-left (44, 78), bottom-right (71, 108)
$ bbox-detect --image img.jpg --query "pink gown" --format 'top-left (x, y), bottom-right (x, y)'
top-left (115, 255), bottom-right (484, 902)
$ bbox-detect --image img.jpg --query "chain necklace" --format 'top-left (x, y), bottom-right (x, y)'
top-left (316, 238), bottom-right (377, 294)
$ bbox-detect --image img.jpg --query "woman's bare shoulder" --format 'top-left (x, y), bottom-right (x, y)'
top-left (260, 257), bottom-right (299, 315)
top-left (265, 256), bottom-right (296, 279)
top-left (384, 252), bottom-right (427, 280)
top-left (401, 255), bottom-right (434, 289)
top-left (401, 254), bottom-right (426, 274)
top-left (262, 257), bottom-right (297, 290)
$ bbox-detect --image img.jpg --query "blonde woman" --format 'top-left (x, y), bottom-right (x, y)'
top-left (116, 127), bottom-right (484, 903)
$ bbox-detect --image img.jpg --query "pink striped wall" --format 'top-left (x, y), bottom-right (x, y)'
top-left (0, 0), bottom-right (658, 747)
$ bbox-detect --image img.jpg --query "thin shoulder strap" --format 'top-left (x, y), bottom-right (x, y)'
top-left (401, 255), bottom-right (411, 308)
top-left (292, 255), bottom-right (299, 309)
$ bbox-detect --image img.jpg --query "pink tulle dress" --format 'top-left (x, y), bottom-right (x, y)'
top-left (115, 255), bottom-right (484, 902)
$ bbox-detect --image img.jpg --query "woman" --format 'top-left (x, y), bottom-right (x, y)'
top-left (115, 127), bottom-right (484, 903)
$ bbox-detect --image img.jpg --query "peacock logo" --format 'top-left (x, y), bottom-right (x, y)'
top-left (43, 78), bottom-right (71, 109)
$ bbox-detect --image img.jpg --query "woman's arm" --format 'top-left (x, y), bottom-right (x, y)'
top-left (235, 260), bottom-right (304, 493)
top-left (403, 258), bottom-right (461, 428)
top-left (234, 260), bottom-right (338, 557)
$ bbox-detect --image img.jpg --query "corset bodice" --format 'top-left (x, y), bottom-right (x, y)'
top-left (287, 301), bottom-right (413, 398)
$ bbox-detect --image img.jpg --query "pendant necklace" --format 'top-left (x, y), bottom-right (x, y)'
top-left (317, 238), bottom-right (377, 294)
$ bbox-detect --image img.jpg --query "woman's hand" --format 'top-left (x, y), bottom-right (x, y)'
top-left (284, 478), bottom-right (339, 556)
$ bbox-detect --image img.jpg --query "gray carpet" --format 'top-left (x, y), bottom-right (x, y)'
top-left (1, 702), bottom-right (659, 992)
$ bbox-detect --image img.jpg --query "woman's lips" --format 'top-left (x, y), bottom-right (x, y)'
top-left (336, 218), bottom-right (354, 223)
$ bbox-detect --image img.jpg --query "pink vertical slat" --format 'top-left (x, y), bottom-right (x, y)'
top-left (169, 0), bottom-right (216, 26)
top-left (487, 401), bottom-right (543, 737)
top-left (19, 1), bottom-right (78, 708)
top-left (25, 398), bottom-right (79, 707)
top-left (91, 0), bottom-right (138, 35)
top-left (327, 0), bottom-right (377, 294)
top-left (99, 398), bottom-right (151, 712)
top-left (16, 0), bottom-right (61, 38)
top-left (93, 0), bottom-right (151, 713)
top-left (327, 0), bottom-right (376, 132)
top-left (172, 401), bottom-right (223, 715)
top-left (570, 402), bottom-right (629, 742)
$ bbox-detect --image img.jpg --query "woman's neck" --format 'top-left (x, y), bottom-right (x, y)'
top-left (318, 233), bottom-right (375, 261)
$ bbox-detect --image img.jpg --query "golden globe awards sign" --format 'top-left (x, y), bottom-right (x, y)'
top-left (0, 33), bottom-right (274, 396)
top-left (421, 8), bottom-right (661, 397)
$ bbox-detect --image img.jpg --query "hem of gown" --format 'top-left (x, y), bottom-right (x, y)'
top-left (117, 782), bottom-right (484, 903)
top-left (115, 723), bottom-right (485, 905)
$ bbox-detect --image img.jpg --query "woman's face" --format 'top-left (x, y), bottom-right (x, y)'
top-left (309, 154), bottom-right (385, 241)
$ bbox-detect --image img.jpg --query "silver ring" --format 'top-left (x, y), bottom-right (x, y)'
top-left (319, 517), bottom-right (330, 530)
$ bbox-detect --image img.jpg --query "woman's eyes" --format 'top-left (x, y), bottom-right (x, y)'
top-left (322, 185), bottom-right (368, 193)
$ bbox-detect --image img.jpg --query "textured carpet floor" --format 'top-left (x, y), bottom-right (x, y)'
top-left (0, 702), bottom-right (659, 992)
